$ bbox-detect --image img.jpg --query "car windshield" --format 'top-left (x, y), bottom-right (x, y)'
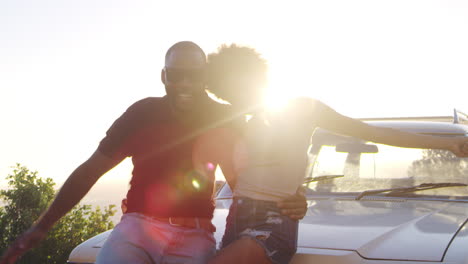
top-left (305, 130), bottom-right (468, 199)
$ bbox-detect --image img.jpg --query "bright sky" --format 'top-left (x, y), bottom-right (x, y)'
top-left (1, 0), bottom-right (467, 209)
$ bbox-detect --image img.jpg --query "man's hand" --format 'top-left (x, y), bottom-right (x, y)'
top-left (0, 226), bottom-right (48, 264)
top-left (277, 187), bottom-right (308, 220)
top-left (0, 150), bottom-right (119, 264)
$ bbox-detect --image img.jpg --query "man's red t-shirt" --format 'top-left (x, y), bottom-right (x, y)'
top-left (98, 95), bottom-right (236, 218)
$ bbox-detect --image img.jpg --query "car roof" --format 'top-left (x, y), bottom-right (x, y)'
top-left (312, 120), bottom-right (468, 146)
top-left (365, 121), bottom-right (468, 136)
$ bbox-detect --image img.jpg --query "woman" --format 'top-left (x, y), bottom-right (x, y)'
top-left (206, 44), bottom-right (468, 264)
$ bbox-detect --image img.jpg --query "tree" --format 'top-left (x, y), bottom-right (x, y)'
top-left (408, 149), bottom-right (468, 180)
top-left (407, 149), bottom-right (468, 196)
top-left (0, 164), bottom-right (116, 264)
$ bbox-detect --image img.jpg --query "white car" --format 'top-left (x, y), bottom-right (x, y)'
top-left (68, 111), bottom-right (468, 264)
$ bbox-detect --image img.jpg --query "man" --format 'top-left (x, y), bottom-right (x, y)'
top-left (0, 41), bottom-right (307, 264)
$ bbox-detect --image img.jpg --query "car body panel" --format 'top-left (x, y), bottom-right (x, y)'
top-left (443, 220), bottom-right (468, 263)
top-left (299, 199), bottom-right (467, 261)
top-left (68, 117), bottom-right (468, 264)
top-left (67, 230), bottom-right (112, 264)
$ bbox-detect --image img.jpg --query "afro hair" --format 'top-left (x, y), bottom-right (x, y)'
top-left (206, 44), bottom-right (268, 104)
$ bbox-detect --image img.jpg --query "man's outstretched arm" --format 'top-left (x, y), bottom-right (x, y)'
top-left (0, 150), bottom-right (123, 264)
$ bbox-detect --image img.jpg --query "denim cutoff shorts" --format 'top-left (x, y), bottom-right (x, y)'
top-left (221, 197), bottom-right (298, 264)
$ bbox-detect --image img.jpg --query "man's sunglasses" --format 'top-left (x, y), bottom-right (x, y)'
top-left (164, 68), bottom-right (206, 83)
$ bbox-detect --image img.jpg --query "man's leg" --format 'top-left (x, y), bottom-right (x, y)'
top-left (96, 213), bottom-right (169, 264)
top-left (96, 237), bottom-right (153, 264)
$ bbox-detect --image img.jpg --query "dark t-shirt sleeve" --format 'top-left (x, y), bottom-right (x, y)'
top-left (98, 98), bottom-right (151, 159)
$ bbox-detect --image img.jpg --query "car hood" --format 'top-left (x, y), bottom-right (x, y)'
top-left (215, 198), bottom-right (468, 262)
top-left (297, 199), bottom-right (468, 261)
top-left (68, 230), bottom-right (112, 263)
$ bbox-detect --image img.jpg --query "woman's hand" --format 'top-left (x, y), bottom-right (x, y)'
top-left (277, 187), bottom-right (308, 220)
top-left (449, 138), bottom-right (468, 157)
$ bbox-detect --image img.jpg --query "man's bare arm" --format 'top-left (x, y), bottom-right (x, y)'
top-left (0, 149), bottom-right (123, 264)
top-left (35, 150), bottom-right (123, 230)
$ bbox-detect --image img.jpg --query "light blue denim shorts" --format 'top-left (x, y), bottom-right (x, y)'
top-left (96, 213), bottom-right (216, 264)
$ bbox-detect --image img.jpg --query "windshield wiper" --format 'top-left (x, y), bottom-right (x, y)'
top-left (355, 182), bottom-right (467, 200)
top-left (304, 174), bottom-right (344, 184)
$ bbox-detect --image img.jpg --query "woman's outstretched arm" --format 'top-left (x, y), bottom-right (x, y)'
top-left (300, 98), bottom-right (468, 157)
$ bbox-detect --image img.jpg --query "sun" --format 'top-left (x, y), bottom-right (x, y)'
top-left (264, 91), bottom-right (288, 112)
top-left (262, 69), bottom-right (300, 112)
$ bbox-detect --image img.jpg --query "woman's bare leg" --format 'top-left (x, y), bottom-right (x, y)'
top-left (208, 237), bottom-right (271, 264)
